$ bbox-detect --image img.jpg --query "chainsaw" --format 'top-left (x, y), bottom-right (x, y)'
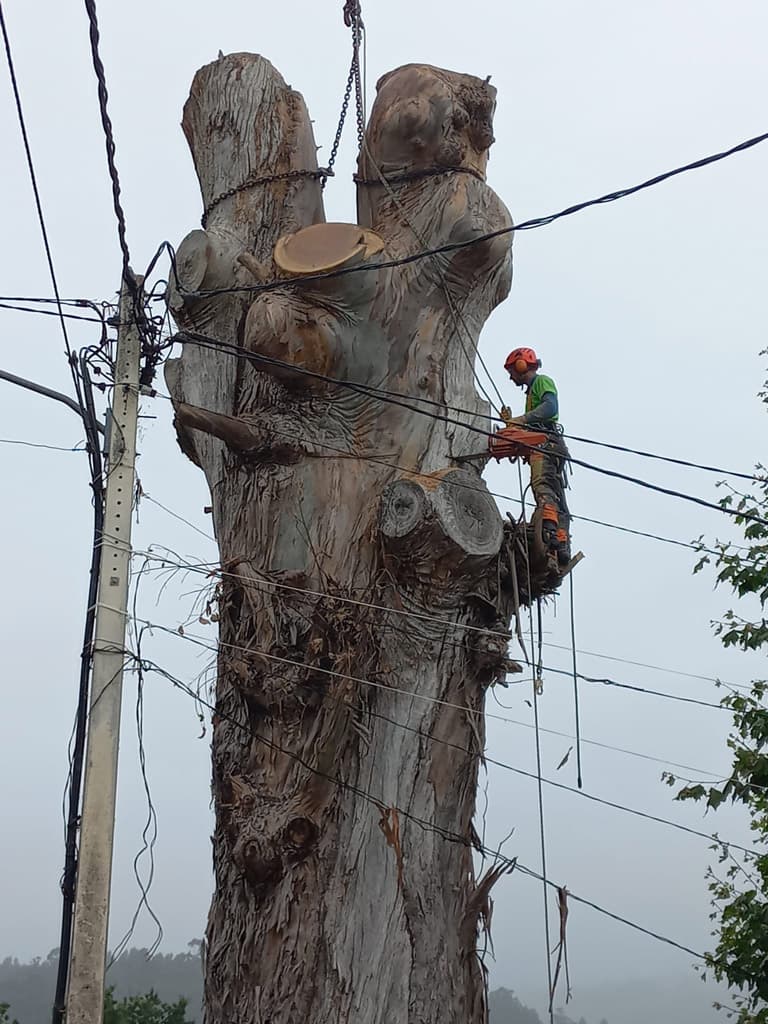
top-left (455, 424), bottom-right (549, 464)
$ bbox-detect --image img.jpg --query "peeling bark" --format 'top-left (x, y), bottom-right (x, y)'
top-left (166, 54), bottom-right (523, 1024)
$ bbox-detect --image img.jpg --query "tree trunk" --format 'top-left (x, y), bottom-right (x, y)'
top-left (166, 54), bottom-right (523, 1024)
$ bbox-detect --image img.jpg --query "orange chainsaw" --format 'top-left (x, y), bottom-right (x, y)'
top-left (456, 425), bottom-right (549, 464)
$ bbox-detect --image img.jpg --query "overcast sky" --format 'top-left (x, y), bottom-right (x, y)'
top-left (1, 2), bottom-right (767, 1022)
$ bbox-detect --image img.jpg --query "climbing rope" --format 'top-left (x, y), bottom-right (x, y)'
top-left (517, 462), bottom-right (555, 1024)
top-left (569, 571), bottom-right (584, 789)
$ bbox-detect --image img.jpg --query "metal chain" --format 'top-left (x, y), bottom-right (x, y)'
top-left (351, 10), bottom-right (365, 149)
top-left (201, 168), bottom-right (330, 227)
top-left (325, 1), bottom-right (365, 189)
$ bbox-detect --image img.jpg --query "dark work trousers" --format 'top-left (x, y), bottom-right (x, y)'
top-left (528, 427), bottom-right (571, 542)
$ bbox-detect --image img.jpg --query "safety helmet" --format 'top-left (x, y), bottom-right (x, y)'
top-left (504, 347), bottom-right (540, 375)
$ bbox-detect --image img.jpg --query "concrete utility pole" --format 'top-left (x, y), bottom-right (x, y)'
top-left (65, 276), bottom-right (142, 1024)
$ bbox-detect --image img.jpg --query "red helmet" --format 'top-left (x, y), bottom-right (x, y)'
top-left (504, 347), bottom-right (540, 374)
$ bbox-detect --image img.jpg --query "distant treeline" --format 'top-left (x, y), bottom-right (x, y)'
top-left (0, 949), bottom-right (602, 1024)
top-left (0, 947), bottom-right (203, 1024)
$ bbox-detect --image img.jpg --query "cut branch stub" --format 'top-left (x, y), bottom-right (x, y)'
top-left (165, 52), bottom-right (325, 477)
top-left (274, 222), bottom-right (385, 275)
top-left (380, 468), bottom-right (503, 580)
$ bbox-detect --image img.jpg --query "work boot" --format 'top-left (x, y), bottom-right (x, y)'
top-left (540, 504), bottom-right (559, 552)
top-left (541, 518), bottom-right (558, 553)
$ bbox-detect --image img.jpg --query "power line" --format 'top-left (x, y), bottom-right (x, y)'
top-left (143, 392), bottom-right (756, 559)
top-left (82, 0), bottom-right (132, 280)
top-left (563, 432), bottom-right (759, 483)
top-left (512, 860), bottom-right (705, 962)
top-left (0, 0), bottom-right (76, 369)
top-left (0, 21), bottom-right (111, 1010)
top-left (519, 466), bottom-right (555, 1021)
top-left (134, 650), bottom-right (742, 973)
top-left (53, 357), bottom-right (106, 1024)
top-left (531, 665), bottom-right (728, 711)
top-left (564, 454), bottom-right (767, 527)
top-left (5, 285), bottom-right (758, 484)
top-left (128, 546), bottom-right (751, 700)
top-left (489, 701), bottom-right (725, 779)
top-left (129, 542), bottom-right (735, 778)
top-left (141, 494), bottom-right (216, 542)
top-left (8, 280), bottom-right (758, 485)
top-left (178, 127), bottom-right (768, 302)
top-left (543, 641), bottom-right (745, 690)
top-left (0, 301), bottom-right (106, 324)
top-left (0, 437), bottom-right (86, 452)
top-left (171, 331), bottom-right (768, 529)
top-left (568, 572), bottom-right (583, 789)
top-left (118, 615), bottom-right (757, 857)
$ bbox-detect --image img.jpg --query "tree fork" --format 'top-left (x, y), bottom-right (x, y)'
top-left (167, 53), bottom-right (522, 1024)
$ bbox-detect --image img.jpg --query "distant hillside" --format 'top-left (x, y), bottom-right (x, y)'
top-left (0, 947), bottom-right (203, 1024)
top-left (3, 948), bottom-right (719, 1024)
top-left (1, 950), bottom-right (589, 1024)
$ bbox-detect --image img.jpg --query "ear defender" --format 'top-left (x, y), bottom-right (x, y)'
top-left (514, 358), bottom-right (530, 374)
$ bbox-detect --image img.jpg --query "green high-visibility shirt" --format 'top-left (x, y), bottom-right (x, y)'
top-left (525, 374), bottom-right (559, 422)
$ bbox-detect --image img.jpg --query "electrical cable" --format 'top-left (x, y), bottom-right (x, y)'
top-left (0, 301), bottom-right (107, 324)
top-left (6, 288), bottom-right (757, 484)
top-left (142, 494), bottom-right (215, 542)
top-left (171, 330), bottom-right (768, 528)
top-left (152, 381), bottom-right (762, 571)
top-left (82, 0), bottom-right (132, 283)
top-left (0, 438), bottom-right (86, 452)
top-left (542, 641), bottom-right (747, 689)
top-left (52, 357), bottom-right (105, 1024)
top-left (486, 698), bottom-right (725, 779)
top-left (134, 650), bottom-right (754, 977)
top-left (124, 615), bottom-right (759, 856)
top-left (180, 127), bottom-right (768, 302)
top-left (0, 1), bottom-right (77, 370)
top-left (517, 465), bottom-right (555, 1022)
top-left (107, 560), bottom-right (165, 968)
top-left (127, 539), bottom-right (740, 784)
top-left (127, 545), bottom-right (753, 704)
top-left (563, 432), bottom-right (760, 483)
top-left (539, 665), bottom-right (728, 710)
top-left (568, 572), bottom-right (583, 790)
top-left (131, 544), bottom-right (753, 704)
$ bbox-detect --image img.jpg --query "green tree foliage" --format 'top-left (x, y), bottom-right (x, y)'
top-left (0, 1003), bottom-right (19, 1024)
top-left (666, 371), bottom-right (768, 1023)
top-left (103, 988), bottom-right (193, 1024)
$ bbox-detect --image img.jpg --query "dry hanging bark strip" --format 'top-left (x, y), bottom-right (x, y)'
top-left (165, 52), bottom-right (528, 1024)
top-left (378, 805), bottom-right (405, 893)
top-left (549, 885), bottom-right (572, 1012)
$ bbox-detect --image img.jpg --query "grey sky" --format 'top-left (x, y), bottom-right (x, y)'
top-left (1, 2), bottom-right (766, 1021)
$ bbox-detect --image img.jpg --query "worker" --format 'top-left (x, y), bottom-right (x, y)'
top-left (502, 347), bottom-right (571, 567)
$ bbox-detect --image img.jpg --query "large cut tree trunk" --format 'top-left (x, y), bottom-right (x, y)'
top-left (166, 53), bottom-right (521, 1024)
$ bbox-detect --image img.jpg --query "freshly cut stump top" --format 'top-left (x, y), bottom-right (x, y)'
top-left (274, 221), bottom-right (385, 275)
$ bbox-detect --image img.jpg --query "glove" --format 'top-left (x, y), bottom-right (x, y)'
top-left (499, 405), bottom-right (513, 426)
top-left (506, 415), bottom-right (526, 426)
